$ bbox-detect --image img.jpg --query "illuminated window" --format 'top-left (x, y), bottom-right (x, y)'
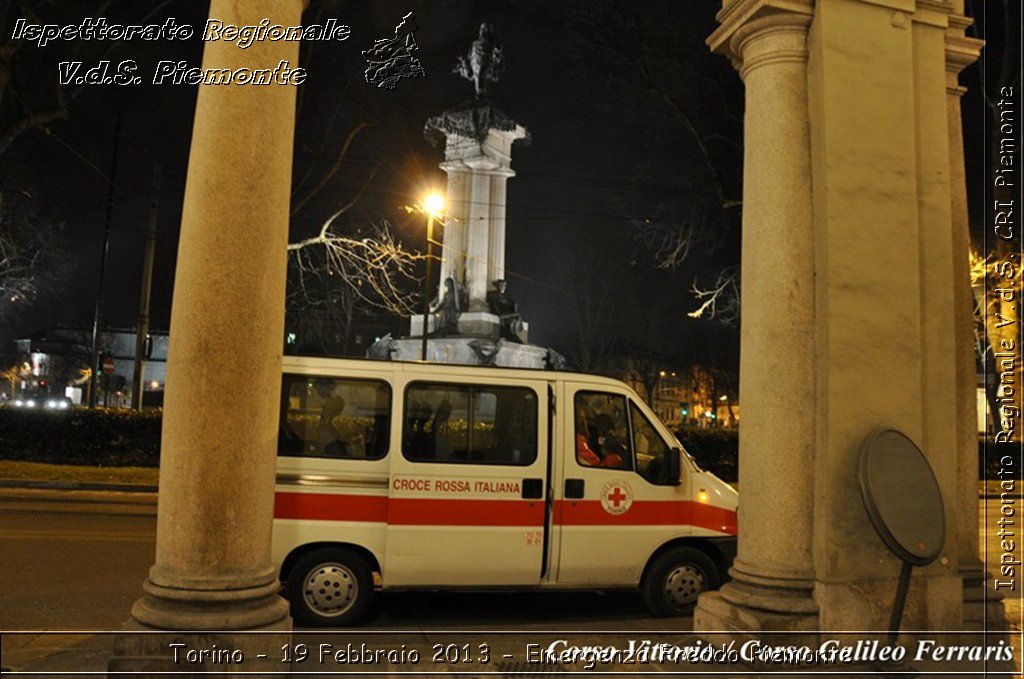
top-left (574, 391), bottom-right (633, 471)
top-left (630, 403), bottom-right (673, 485)
top-left (402, 382), bottom-right (537, 465)
top-left (278, 374), bottom-right (391, 460)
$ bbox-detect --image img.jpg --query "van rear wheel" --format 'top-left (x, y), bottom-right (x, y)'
top-left (287, 547), bottom-right (373, 626)
top-left (642, 546), bottom-right (720, 617)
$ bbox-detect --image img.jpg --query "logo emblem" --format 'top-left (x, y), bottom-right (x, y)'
top-left (600, 480), bottom-right (634, 515)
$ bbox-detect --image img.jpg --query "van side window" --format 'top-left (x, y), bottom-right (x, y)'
top-left (630, 401), bottom-right (675, 485)
top-left (278, 374), bottom-right (391, 459)
top-left (574, 392), bottom-right (633, 471)
top-left (403, 383), bottom-right (537, 465)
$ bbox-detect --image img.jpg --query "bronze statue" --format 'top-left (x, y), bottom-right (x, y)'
top-left (433, 276), bottom-right (467, 336)
top-left (469, 338), bottom-right (503, 367)
top-left (486, 279), bottom-right (526, 343)
top-left (454, 23), bottom-right (503, 98)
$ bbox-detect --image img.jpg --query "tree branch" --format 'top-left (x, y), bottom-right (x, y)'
top-left (291, 121), bottom-right (373, 215)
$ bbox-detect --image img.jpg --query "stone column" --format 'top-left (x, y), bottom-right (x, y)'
top-left (465, 164), bottom-right (495, 309)
top-left (696, 2), bottom-right (819, 633)
top-left (698, 0), bottom-right (981, 638)
top-left (488, 171), bottom-right (512, 285)
top-left (437, 162), bottom-right (469, 299)
top-left (944, 8), bottom-right (988, 628)
top-left (113, 0), bottom-right (302, 662)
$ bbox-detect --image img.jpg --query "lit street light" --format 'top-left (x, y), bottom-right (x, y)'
top-left (420, 192), bottom-right (445, 361)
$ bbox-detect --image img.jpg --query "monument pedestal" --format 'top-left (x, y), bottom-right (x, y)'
top-left (409, 312), bottom-right (529, 342)
top-left (391, 335), bottom-right (550, 368)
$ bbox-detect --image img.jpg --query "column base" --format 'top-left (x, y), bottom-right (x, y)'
top-left (695, 591), bottom-right (819, 634)
top-left (694, 564), bottom-right (819, 647)
top-left (108, 577), bottom-right (291, 673)
top-left (961, 559), bottom-right (1010, 631)
top-left (107, 624), bottom-right (291, 675)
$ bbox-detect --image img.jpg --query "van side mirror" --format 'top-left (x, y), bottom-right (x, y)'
top-left (667, 447), bottom-right (683, 486)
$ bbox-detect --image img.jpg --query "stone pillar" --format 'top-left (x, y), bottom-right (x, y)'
top-left (944, 7), bottom-right (989, 628)
top-left (112, 0), bottom-right (302, 664)
top-left (465, 165), bottom-right (493, 309)
top-left (488, 173), bottom-right (511, 285)
top-left (698, 0), bottom-right (980, 638)
top-left (437, 169), bottom-right (469, 300)
top-left (696, 1), bottom-right (819, 634)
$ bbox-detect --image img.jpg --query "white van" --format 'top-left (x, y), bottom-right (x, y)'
top-left (272, 357), bottom-right (738, 625)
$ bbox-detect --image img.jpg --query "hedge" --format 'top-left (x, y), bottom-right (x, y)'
top-left (0, 408), bottom-right (1019, 483)
top-left (0, 407), bottom-right (161, 467)
top-left (672, 428), bottom-right (1023, 484)
top-left (675, 428), bottom-right (739, 483)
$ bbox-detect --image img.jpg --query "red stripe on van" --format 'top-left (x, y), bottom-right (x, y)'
top-left (554, 500), bottom-right (737, 535)
top-left (274, 492), bottom-right (544, 526)
top-left (274, 492), bottom-right (735, 534)
top-left (275, 492), bottom-right (388, 523)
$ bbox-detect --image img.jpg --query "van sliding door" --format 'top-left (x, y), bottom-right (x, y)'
top-left (383, 378), bottom-right (548, 587)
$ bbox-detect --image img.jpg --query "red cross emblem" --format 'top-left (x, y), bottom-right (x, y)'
top-left (600, 481), bottom-right (633, 515)
top-left (608, 487), bottom-right (628, 508)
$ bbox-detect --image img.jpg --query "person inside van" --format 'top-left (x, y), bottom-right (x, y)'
top-left (591, 413), bottom-right (628, 469)
top-left (315, 381), bottom-right (348, 456)
top-left (430, 399), bottom-right (453, 460)
top-left (576, 417), bottom-right (625, 468)
top-left (405, 397), bottom-right (434, 459)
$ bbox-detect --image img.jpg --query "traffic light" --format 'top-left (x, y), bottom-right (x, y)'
top-left (680, 401), bottom-right (689, 417)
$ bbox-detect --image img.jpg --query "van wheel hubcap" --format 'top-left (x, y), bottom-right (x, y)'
top-left (303, 562), bottom-right (357, 617)
top-left (665, 565), bottom-right (705, 609)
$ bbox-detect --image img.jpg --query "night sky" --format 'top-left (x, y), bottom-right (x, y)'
top-left (0, 0), bottom-right (997, 373)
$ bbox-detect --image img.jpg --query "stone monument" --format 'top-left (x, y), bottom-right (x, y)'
top-left (381, 24), bottom-right (564, 370)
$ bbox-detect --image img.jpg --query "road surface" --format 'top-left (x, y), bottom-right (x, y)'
top-left (1, 491), bottom-right (1020, 672)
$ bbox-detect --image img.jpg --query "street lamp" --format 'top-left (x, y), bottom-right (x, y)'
top-left (420, 192), bottom-right (445, 361)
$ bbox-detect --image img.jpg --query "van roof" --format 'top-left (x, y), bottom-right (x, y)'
top-left (281, 355), bottom-right (632, 390)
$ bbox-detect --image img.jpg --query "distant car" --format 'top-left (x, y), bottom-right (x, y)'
top-left (9, 396), bottom-right (72, 410)
top-left (44, 397), bottom-right (73, 410)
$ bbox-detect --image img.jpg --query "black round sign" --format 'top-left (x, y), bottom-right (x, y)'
top-left (858, 429), bottom-right (945, 567)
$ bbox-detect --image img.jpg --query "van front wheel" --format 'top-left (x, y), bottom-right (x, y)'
top-left (642, 546), bottom-right (720, 617)
top-left (287, 547), bottom-right (374, 626)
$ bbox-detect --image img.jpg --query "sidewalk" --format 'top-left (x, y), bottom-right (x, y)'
top-left (2, 477), bottom-right (1020, 676)
top-left (0, 483), bottom-right (156, 516)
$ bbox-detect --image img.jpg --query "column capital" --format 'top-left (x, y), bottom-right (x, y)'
top-left (944, 13), bottom-right (983, 96)
top-left (707, 0), bottom-right (814, 78)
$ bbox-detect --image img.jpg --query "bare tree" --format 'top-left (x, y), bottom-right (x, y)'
top-left (687, 266), bottom-right (739, 325)
top-left (0, 190), bottom-right (66, 321)
top-left (0, 1), bottom-right (178, 323)
top-left (288, 217), bottom-right (422, 316)
top-left (286, 213), bottom-right (423, 355)
top-left (282, 5), bottom-right (428, 355)
top-left (569, 1), bottom-right (743, 322)
top-left (970, 251), bottom-right (1018, 432)
top-left (560, 256), bottom-right (621, 372)
top-left (0, 361), bottom-right (28, 398)
top-left (0, 0), bottom-right (171, 157)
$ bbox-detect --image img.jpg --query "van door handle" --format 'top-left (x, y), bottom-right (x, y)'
top-left (565, 478), bottom-right (585, 499)
top-left (522, 478), bottom-right (543, 499)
